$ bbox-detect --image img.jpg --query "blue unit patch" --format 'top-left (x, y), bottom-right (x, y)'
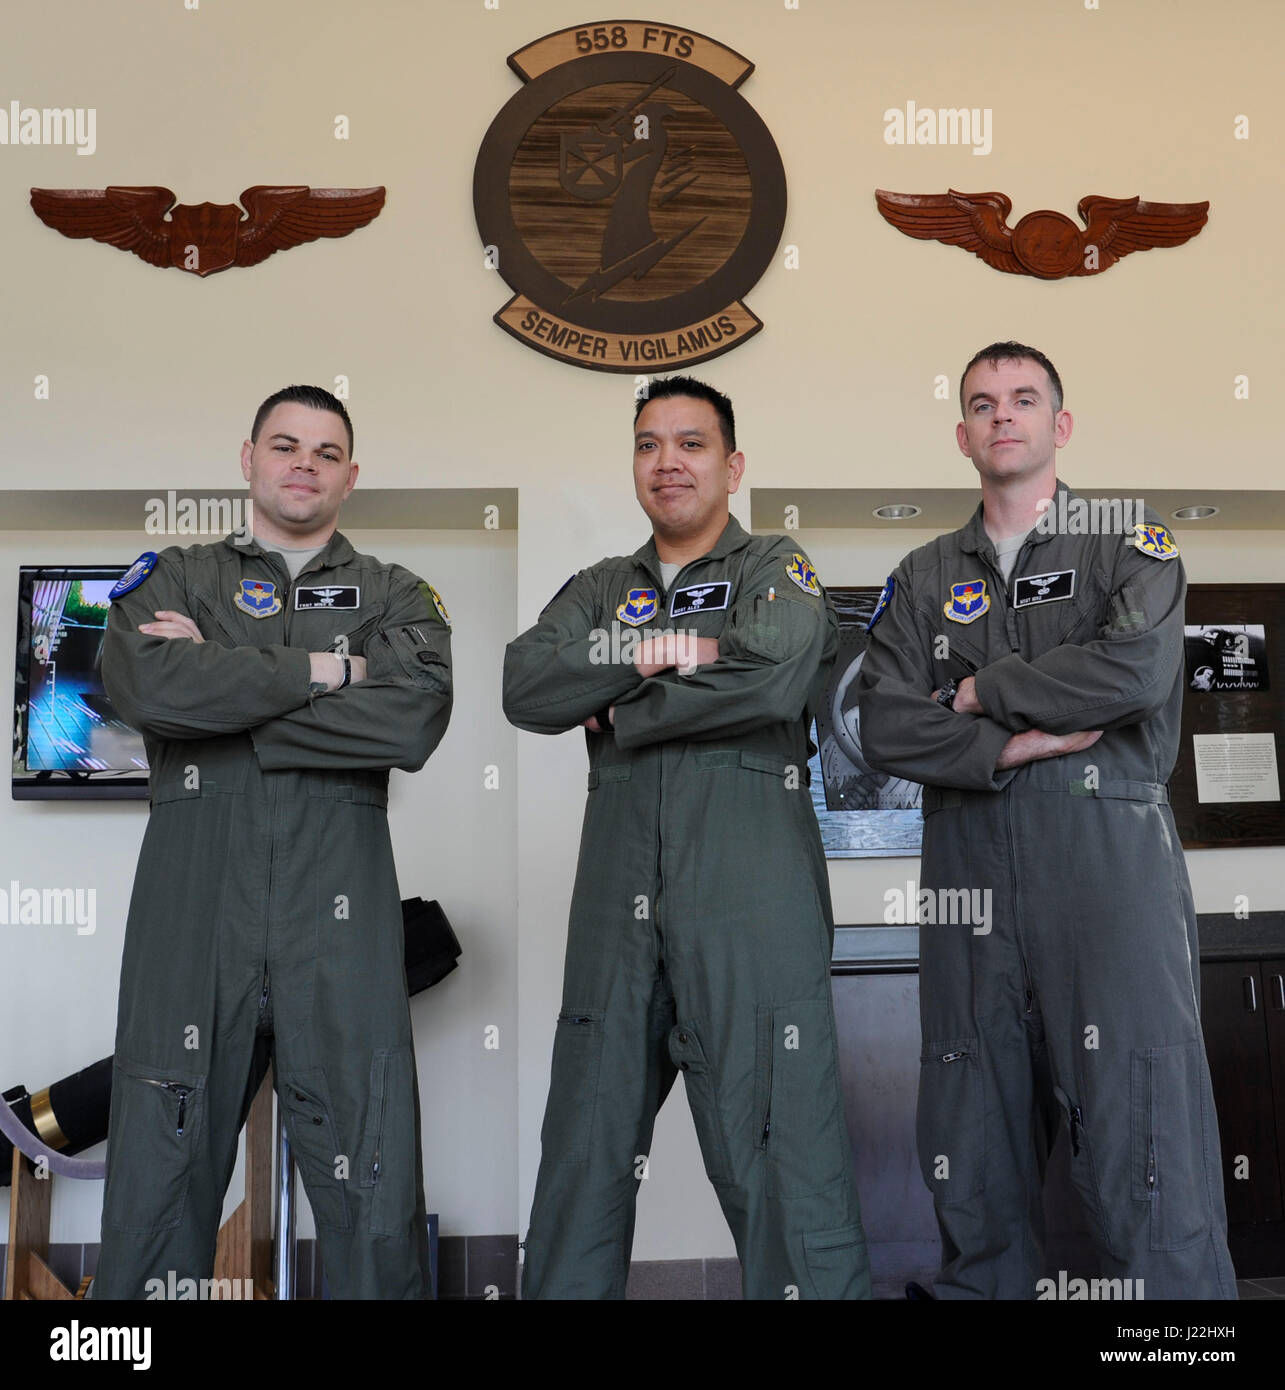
top-left (944, 579), bottom-right (990, 625)
top-left (867, 575), bottom-right (894, 631)
top-left (1131, 522), bottom-right (1180, 560)
top-left (109, 552), bottom-right (158, 601)
top-left (785, 553), bottom-right (820, 596)
top-left (616, 587), bottom-right (658, 627)
top-left (539, 574), bottom-right (575, 617)
top-left (234, 578), bottom-right (283, 619)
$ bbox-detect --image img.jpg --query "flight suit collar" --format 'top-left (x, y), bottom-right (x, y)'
top-left (957, 478), bottom-right (1075, 558)
top-left (631, 514), bottom-right (751, 588)
top-left (224, 528), bottom-right (356, 581)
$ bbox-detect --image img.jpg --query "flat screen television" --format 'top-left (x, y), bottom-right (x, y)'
top-left (12, 565), bottom-right (150, 799)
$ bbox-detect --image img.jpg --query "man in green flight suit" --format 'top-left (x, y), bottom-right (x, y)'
top-left (857, 342), bottom-right (1236, 1299)
top-left (504, 376), bottom-right (870, 1300)
top-left (90, 385), bottom-right (452, 1300)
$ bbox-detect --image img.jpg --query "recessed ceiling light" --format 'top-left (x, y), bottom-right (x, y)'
top-left (873, 504), bottom-right (922, 520)
top-left (1172, 505), bottom-right (1218, 520)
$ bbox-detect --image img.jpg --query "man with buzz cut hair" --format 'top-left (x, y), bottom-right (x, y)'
top-left (857, 342), bottom-right (1236, 1299)
top-left (505, 375), bottom-right (870, 1300)
top-left (90, 384), bottom-right (452, 1299)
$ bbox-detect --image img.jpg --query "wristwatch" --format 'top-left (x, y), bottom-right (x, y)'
top-left (936, 678), bottom-right (958, 710)
top-left (337, 654), bottom-right (352, 689)
top-left (592, 704), bottom-right (614, 731)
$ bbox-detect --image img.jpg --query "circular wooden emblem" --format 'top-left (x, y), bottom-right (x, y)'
top-left (474, 21), bottom-right (786, 373)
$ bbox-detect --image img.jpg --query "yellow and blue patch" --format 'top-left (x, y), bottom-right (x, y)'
top-left (616, 587), bottom-right (658, 627)
top-left (109, 552), bottom-right (157, 601)
top-left (943, 579), bottom-right (990, 624)
top-left (427, 583), bottom-right (450, 627)
top-left (1130, 522), bottom-right (1180, 560)
top-left (234, 578), bottom-right (283, 619)
top-left (785, 552), bottom-right (820, 596)
top-left (867, 575), bottom-right (894, 631)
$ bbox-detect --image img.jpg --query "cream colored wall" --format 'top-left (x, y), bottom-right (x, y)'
top-left (2, 0), bottom-right (1281, 1266)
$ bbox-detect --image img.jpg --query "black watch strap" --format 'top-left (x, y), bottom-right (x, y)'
top-left (936, 678), bottom-right (958, 710)
top-left (593, 703), bottom-right (614, 731)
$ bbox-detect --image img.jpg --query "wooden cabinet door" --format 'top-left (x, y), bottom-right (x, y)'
top-left (1263, 958), bottom-right (1285, 1211)
top-left (1199, 961), bottom-right (1281, 1223)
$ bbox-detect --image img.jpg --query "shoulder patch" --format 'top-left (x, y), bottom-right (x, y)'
top-left (420, 580), bottom-right (451, 627)
top-left (867, 575), bottom-right (894, 631)
top-left (538, 574), bottom-right (575, 617)
top-left (1130, 522), bottom-right (1180, 560)
top-left (109, 552), bottom-right (158, 600)
top-left (784, 552), bottom-right (821, 596)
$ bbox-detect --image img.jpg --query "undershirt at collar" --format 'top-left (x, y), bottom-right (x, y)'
top-left (989, 532), bottom-right (1028, 583)
top-left (256, 539), bottom-right (327, 582)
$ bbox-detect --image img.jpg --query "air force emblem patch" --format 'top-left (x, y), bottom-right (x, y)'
top-left (867, 575), bottom-right (894, 631)
top-left (617, 587), bottom-right (658, 627)
top-left (944, 579), bottom-right (990, 624)
top-left (785, 553), bottom-right (820, 596)
top-left (234, 578), bottom-right (283, 618)
top-left (1130, 522), bottom-right (1180, 560)
top-left (109, 552), bottom-right (158, 601)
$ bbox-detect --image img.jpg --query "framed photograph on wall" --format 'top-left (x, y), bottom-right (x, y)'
top-left (1171, 583), bottom-right (1285, 848)
top-left (809, 585), bottom-right (923, 857)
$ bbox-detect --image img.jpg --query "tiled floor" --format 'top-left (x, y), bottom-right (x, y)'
top-left (3, 1243), bottom-right (1281, 1299)
top-left (1235, 1277), bottom-right (1285, 1299)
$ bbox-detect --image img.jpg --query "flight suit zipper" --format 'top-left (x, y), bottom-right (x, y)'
top-left (141, 1079), bottom-right (194, 1136)
top-left (761, 1034), bottom-right (773, 1147)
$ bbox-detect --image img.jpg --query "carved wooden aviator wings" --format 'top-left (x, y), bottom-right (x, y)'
top-left (29, 185), bottom-right (386, 276)
top-left (874, 189), bottom-right (1208, 279)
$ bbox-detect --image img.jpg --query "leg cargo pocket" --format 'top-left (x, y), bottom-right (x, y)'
top-left (1131, 1040), bottom-right (1212, 1251)
top-left (279, 1068), bottom-right (351, 1231)
top-left (802, 1224), bottom-right (870, 1300)
top-left (539, 1010), bottom-right (605, 1166)
top-left (359, 1046), bottom-right (419, 1238)
top-left (103, 1056), bottom-right (206, 1234)
top-left (917, 1037), bottom-right (984, 1204)
top-left (756, 999), bottom-right (849, 1199)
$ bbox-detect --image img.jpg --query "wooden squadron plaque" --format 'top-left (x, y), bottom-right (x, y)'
top-left (473, 21), bottom-right (786, 373)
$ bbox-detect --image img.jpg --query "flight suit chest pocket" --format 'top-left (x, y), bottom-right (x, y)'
top-left (103, 1056), bottom-right (207, 1234)
top-left (358, 1046), bottom-right (418, 1238)
top-left (734, 590), bottom-right (815, 665)
top-left (302, 606), bottom-right (385, 658)
top-left (279, 1069), bottom-right (351, 1231)
top-left (917, 1037), bottom-right (985, 1204)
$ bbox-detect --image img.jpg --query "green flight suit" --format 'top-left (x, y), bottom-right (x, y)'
top-left (504, 516), bottom-right (870, 1300)
top-left (88, 531), bottom-right (451, 1300)
top-left (856, 483), bottom-right (1236, 1299)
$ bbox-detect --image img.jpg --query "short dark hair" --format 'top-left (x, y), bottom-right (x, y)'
top-left (959, 341), bottom-right (1064, 416)
top-left (251, 385), bottom-right (354, 457)
top-left (634, 375), bottom-right (736, 453)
